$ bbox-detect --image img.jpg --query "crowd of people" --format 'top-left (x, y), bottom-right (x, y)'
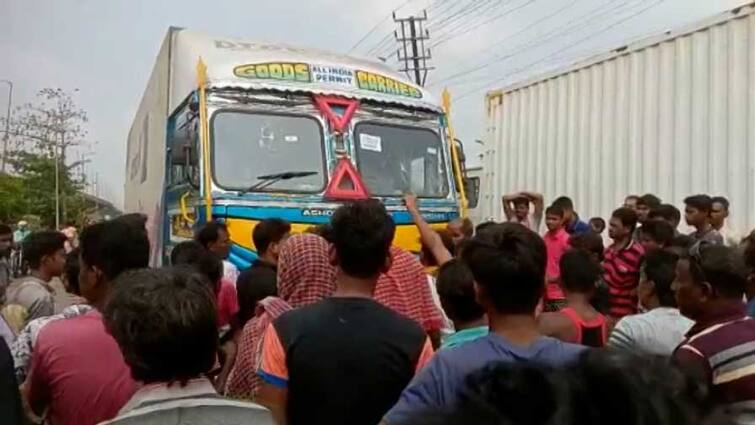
top-left (0, 191), bottom-right (753, 425)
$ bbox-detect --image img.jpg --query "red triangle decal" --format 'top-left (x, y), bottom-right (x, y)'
top-left (314, 95), bottom-right (359, 132)
top-left (324, 158), bottom-right (370, 200)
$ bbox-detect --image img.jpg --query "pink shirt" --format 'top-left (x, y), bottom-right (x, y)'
top-left (28, 310), bottom-right (135, 425)
top-left (543, 228), bottom-right (570, 301)
top-left (217, 278), bottom-right (240, 328)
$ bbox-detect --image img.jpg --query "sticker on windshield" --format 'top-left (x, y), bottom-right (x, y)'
top-left (284, 135), bottom-right (299, 143)
top-left (427, 147), bottom-right (437, 155)
top-left (360, 134), bottom-right (382, 152)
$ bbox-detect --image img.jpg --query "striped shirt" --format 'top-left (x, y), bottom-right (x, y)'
top-left (602, 240), bottom-right (645, 318)
top-left (673, 304), bottom-right (755, 424)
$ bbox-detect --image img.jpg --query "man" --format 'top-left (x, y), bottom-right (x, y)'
top-left (551, 196), bottom-right (590, 235)
top-left (648, 203), bottom-right (682, 234)
top-left (710, 196), bottom-right (739, 247)
top-left (236, 218), bottom-right (291, 327)
top-left (672, 245), bottom-right (755, 423)
top-left (633, 194), bottom-right (662, 240)
top-left (5, 231), bottom-right (66, 323)
top-left (744, 231), bottom-right (755, 317)
top-left (603, 208), bottom-right (645, 324)
top-left (383, 223), bottom-right (585, 425)
top-left (0, 225), bottom-right (13, 303)
top-left (196, 221), bottom-right (239, 284)
top-left (543, 205), bottom-right (569, 312)
top-left (26, 220), bottom-right (149, 425)
top-left (623, 195), bottom-right (640, 211)
top-left (608, 250), bottom-right (693, 356)
top-left (638, 219), bottom-right (675, 253)
top-left (436, 259), bottom-right (487, 349)
top-left (13, 221), bottom-right (30, 245)
top-left (502, 191), bottom-right (544, 231)
top-left (258, 200), bottom-right (433, 425)
top-left (589, 217), bottom-right (606, 235)
top-left (0, 337), bottom-right (22, 425)
top-left (102, 267), bottom-right (272, 425)
top-left (446, 217), bottom-right (473, 248)
top-left (684, 194), bottom-right (724, 246)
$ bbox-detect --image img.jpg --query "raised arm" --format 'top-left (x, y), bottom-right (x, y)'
top-left (404, 194), bottom-right (453, 266)
top-left (522, 191), bottom-right (545, 229)
top-left (501, 192), bottom-right (522, 221)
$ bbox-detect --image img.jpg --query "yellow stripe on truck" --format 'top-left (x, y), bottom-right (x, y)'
top-left (225, 218), bottom-right (447, 254)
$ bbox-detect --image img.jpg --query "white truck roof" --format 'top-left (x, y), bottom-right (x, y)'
top-left (167, 28), bottom-right (442, 113)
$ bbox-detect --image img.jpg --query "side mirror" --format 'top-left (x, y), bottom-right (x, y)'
top-left (464, 176), bottom-right (480, 209)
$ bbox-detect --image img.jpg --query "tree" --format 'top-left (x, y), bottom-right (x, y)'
top-left (2, 88), bottom-right (91, 228)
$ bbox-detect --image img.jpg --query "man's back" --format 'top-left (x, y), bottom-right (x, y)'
top-left (608, 307), bottom-right (693, 356)
top-left (5, 276), bottom-right (54, 323)
top-left (102, 378), bottom-right (272, 425)
top-left (383, 333), bottom-right (585, 425)
top-left (27, 310), bottom-right (135, 425)
top-left (259, 297), bottom-right (432, 425)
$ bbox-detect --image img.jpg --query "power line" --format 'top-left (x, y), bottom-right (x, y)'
top-left (348, 0), bottom-right (419, 54)
top-left (431, 0), bottom-right (531, 48)
top-left (429, 0), bottom-right (509, 43)
top-left (454, 0), bottom-right (667, 100)
top-left (431, 0), bottom-right (634, 86)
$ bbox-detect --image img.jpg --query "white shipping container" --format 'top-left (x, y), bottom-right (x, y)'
top-left (480, 3), bottom-right (755, 238)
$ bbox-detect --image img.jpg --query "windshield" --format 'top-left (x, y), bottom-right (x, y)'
top-left (354, 122), bottom-right (449, 198)
top-left (212, 111), bottom-right (325, 192)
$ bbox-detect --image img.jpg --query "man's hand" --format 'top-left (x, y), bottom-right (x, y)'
top-left (404, 194), bottom-right (419, 212)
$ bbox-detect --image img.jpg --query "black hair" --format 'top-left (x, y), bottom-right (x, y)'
top-left (611, 207), bottom-right (638, 233)
top-left (625, 194), bottom-right (640, 203)
top-left (512, 197), bottom-right (530, 208)
top-left (643, 250), bottom-right (679, 307)
top-left (649, 204), bottom-right (681, 224)
top-left (330, 199), bottom-right (396, 278)
top-left (22, 231), bottom-right (66, 269)
top-left (588, 217), bottom-right (606, 232)
top-left (253, 219), bottom-right (291, 256)
top-left (195, 221), bottom-right (228, 249)
top-left (104, 267), bottom-right (218, 385)
top-left (560, 250), bottom-right (601, 294)
top-left (694, 245), bottom-right (748, 299)
top-left (420, 350), bottom-right (728, 425)
top-left (569, 232), bottom-right (605, 262)
top-left (640, 220), bottom-right (675, 247)
top-left (170, 241), bottom-right (222, 292)
top-left (79, 221), bottom-right (150, 282)
top-left (545, 205), bottom-right (564, 217)
top-left (744, 230), bottom-right (755, 269)
top-left (637, 194), bottom-right (662, 209)
top-left (0, 224), bottom-right (11, 235)
top-left (422, 229), bottom-right (456, 267)
top-left (475, 221), bottom-right (496, 235)
top-left (113, 213), bottom-right (148, 234)
top-left (64, 248), bottom-right (81, 295)
top-left (461, 223), bottom-right (546, 314)
top-left (684, 194), bottom-right (714, 213)
top-left (671, 234), bottom-right (694, 250)
top-left (711, 196), bottom-right (730, 211)
top-left (551, 196), bottom-right (574, 211)
top-left (437, 259), bottom-right (483, 324)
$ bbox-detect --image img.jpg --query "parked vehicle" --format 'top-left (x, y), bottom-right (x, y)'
top-left (125, 28), bottom-right (475, 267)
top-left (477, 4), bottom-right (755, 234)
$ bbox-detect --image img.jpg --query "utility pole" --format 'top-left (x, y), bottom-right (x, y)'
top-left (393, 11), bottom-right (434, 86)
top-left (1, 79), bottom-right (12, 173)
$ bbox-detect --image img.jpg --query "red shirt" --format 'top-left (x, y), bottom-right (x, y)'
top-left (28, 310), bottom-right (135, 425)
top-left (217, 278), bottom-right (240, 328)
top-left (603, 240), bottom-right (645, 318)
top-left (543, 228), bottom-right (570, 301)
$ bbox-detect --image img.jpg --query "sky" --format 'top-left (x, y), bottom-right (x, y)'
top-left (1, 0), bottom-right (747, 208)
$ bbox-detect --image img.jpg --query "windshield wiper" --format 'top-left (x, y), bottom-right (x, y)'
top-left (240, 171), bottom-right (318, 194)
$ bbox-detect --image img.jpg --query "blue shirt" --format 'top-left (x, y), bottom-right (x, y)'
top-left (567, 217), bottom-right (591, 235)
top-left (441, 326), bottom-right (488, 350)
top-left (383, 333), bottom-right (586, 425)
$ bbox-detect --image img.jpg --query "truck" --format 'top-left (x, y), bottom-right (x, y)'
top-left (125, 28), bottom-right (477, 267)
top-left (477, 3), bottom-right (755, 235)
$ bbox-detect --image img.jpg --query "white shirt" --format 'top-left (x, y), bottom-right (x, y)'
top-left (222, 260), bottom-right (239, 286)
top-left (608, 307), bottom-right (694, 356)
top-left (719, 224), bottom-right (741, 247)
